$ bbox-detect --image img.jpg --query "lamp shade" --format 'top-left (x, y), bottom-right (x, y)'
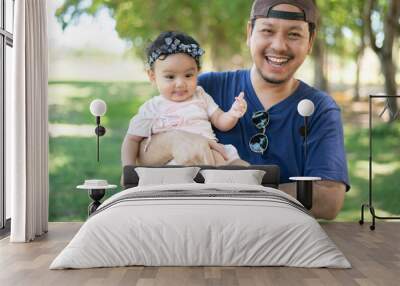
top-left (297, 99), bottom-right (315, 117)
top-left (90, 99), bottom-right (107, 117)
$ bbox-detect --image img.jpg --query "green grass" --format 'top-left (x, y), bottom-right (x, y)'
top-left (48, 80), bottom-right (155, 221)
top-left (48, 80), bottom-right (400, 221)
top-left (336, 122), bottom-right (400, 221)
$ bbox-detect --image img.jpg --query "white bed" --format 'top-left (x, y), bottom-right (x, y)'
top-left (50, 182), bottom-right (351, 269)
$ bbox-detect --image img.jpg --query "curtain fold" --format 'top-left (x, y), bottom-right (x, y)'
top-left (8, 0), bottom-right (49, 242)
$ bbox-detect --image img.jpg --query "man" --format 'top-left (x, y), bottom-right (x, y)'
top-left (121, 0), bottom-right (349, 220)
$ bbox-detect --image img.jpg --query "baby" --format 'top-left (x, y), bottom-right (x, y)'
top-left (126, 31), bottom-right (248, 166)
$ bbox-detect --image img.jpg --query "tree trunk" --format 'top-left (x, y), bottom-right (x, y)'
top-left (312, 0), bottom-right (328, 92)
top-left (354, 54), bottom-right (361, 102)
top-left (353, 19), bottom-right (366, 102)
top-left (312, 36), bottom-right (328, 92)
top-left (208, 27), bottom-right (234, 71)
top-left (353, 46), bottom-right (365, 102)
top-left (380, 54), bottom-right (398, 121)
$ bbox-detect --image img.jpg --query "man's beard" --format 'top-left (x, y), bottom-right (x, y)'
top-left (256, 67), bottom-right (290, 85)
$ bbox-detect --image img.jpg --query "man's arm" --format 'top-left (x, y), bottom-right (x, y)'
top-left (121, 135), bottom-right (141, 186)
top-left (279, 180), bottom-right (346, 220)
top-left (121, 135), bottom-right (142, 166)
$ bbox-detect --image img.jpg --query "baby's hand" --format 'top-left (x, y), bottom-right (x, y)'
top-left (228, 92), bottom-right (247, 118)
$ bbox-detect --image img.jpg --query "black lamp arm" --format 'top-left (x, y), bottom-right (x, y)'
top-left (94, 116), bottom-right (106, 162)
top-left (304, 116), bottom-right (308, 161)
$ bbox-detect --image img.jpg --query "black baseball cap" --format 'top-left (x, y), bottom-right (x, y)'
top-left (250, 0), bottom-right (318, 26)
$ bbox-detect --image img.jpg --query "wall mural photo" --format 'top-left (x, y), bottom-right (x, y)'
top-left (48, 0), bottom-right (400, 222)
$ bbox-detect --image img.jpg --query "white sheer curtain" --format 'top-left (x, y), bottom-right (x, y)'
top-left (7, 0), bottom-right (49, 242)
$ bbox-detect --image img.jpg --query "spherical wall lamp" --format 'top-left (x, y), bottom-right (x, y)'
top-left (89, 99), bottom-right (107, 162)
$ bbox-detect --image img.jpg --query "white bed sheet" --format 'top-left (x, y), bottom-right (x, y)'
top-left (50, 183), bottom-right (351, 269)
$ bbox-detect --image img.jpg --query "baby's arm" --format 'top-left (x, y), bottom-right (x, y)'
top-left (211, 92), bottom-right (247, 131)
top-left (121, 134), bottom-right (144, 166)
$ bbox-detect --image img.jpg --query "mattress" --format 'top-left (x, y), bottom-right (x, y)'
top-left (50, 183), bottom-right (351, 269)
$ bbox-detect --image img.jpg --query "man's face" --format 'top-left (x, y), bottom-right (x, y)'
top-left (247, 4), bottom-right (314, 85)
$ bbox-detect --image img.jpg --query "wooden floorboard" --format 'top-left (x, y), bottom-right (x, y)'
top-left (0, 222), bottom-right (399, 286)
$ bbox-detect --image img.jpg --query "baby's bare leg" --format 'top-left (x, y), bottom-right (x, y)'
top-left (211, 150), bottom-right (249, 166)
top-left (211, 150), bottom-right (227, 166)
top-left (210, 142), bottom-right (250, 166)
top-left (228, 159), bottom-right (250, 166)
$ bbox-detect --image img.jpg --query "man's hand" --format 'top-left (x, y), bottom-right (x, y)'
top-left (170, 133), bottom-right (216, 165)
top-left (137, 130), bottom-right (228, 165)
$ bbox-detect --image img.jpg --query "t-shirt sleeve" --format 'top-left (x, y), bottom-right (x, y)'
top-left (305, 104), bottom-right (350, 190)
top-left (196, 86), bottom-right (219, 117)
top-left (198, 72), bottom-right (222, 106)
top-left (127, 100), bottom-right (157, 137)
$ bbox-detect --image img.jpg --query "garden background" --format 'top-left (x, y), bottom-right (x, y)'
top-left (47, 0), bottom-right (400, 221)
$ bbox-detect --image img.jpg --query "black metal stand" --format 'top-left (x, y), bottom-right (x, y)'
top-left (88, 189), bottom-right (105, 215)
top-left (359, 95), bottom-right (400, 230)
top-left (296, 180), bottom-right (313, 210)
top-left (290, 177), bottom-right (320, 210)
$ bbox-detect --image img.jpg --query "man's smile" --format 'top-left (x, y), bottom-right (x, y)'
top-left (265, 55), bottom-right (292, 67)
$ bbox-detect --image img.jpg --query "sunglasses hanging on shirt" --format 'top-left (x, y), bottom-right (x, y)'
top-left (249, 110), bottom-right (269, 154)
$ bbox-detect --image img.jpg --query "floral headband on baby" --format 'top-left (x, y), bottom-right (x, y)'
top-left (147, 37), bottom-right (205, 67)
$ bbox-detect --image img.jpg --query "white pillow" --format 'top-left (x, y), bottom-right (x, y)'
top-left (200, 169), bottom-right (266, 185)
top-left (135, 167), bottom-right (200, 186)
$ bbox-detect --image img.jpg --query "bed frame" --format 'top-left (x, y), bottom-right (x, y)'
top-left (123, 165), bottom-right (280, 189)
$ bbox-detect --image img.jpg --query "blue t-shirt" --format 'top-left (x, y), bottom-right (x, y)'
top-left (198, 69), bottom-right (350, 189)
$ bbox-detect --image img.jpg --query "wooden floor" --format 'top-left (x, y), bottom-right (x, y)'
top-left (0, 222), bottom-right (399, 286)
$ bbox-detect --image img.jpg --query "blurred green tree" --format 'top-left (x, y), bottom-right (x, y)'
top-left (56, 0), bottom-right (398, 100)
top-left (364, 0), bottom-right (399, 121)
top-left (56, 0), bottom-right (252, 70)
top-left (313, 0), bottom-right (366, 95)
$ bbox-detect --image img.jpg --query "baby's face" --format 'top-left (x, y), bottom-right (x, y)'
top-left (148, 53), bottom-right (199, 102)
